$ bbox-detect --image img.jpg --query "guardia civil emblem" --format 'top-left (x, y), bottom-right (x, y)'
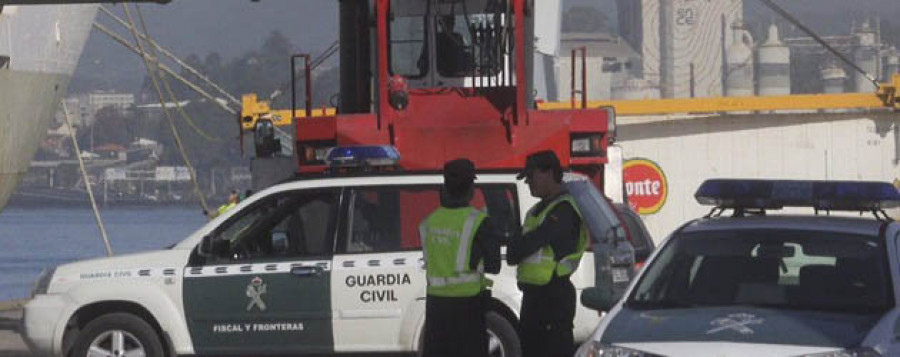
top-left (706, 313), bottom-right (764, 335)
top-left (246, 276), bottom-right (267, 311)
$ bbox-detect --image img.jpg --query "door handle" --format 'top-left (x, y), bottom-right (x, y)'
top-left (290, 266), bottom-right (322, 277)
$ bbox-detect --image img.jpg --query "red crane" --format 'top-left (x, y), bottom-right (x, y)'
top-left (293, 0), bottom-right (613, 187)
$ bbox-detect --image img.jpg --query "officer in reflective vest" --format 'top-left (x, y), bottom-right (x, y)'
top-left (420, 159), bottom-right (501, 357)
top-left (508, 151), bottom-right (588, 357)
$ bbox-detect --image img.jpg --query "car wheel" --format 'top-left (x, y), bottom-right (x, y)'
top-left (487, 311), bottom-right (521, 357)
top-left (417, 311), bottom-right (521, 357)
top-left (70, 312), bottom-right (164, 357)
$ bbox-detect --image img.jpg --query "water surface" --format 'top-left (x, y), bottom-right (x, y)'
top-left (0, 207), bottom-right (205, 300)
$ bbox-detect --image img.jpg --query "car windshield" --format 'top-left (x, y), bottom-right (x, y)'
top-left (627, 229), bottom-right (893, 314)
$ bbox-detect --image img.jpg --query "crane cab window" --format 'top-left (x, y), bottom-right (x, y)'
top-left (389, 0), bottom-right (508, 81)
top-left (389, 0), bottom-right (428, 78)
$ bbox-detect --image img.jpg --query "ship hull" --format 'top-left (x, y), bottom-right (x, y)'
top-left (0, 70), bottom-right (68, 210)
top-left (0, 4), bottom-right (97, 212)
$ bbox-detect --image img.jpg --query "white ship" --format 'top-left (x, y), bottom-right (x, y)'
top-left (0, 4), bottom-right (98, 212)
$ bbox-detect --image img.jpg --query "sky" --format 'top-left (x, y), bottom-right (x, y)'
top-left (75, 0), bottom-right (339, 91)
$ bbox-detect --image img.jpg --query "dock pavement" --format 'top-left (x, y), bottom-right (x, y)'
top-left (0, 299), bottom-right (29, 357)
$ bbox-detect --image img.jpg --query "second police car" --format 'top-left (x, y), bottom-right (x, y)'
top-left (22, 146), bottom-right (634, 357)
top-left (578, 179), bottom-right (900, 357)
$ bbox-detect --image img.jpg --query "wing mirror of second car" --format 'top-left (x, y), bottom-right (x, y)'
top-left (893, 318), bottom-right (900, 341)
top-left (583, 225), bottom-right (635, 312)
top-left (581, 287), bottom-right (623, 312)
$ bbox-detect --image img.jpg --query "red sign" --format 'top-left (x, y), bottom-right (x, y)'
top-left (623, 158), bottom-right (668, 215)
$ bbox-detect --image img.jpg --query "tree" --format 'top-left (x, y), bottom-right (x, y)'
top-left (83, 106), bottom-right (132, 148)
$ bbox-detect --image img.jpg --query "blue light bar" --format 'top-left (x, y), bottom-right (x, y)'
top-left (325, 145), bottom-right (401, 167)
top-left (695, 179), bottom-right (900, 211)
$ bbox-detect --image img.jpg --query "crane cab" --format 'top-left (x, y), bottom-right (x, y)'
top-left (293, 0), bottom-right (614, 190)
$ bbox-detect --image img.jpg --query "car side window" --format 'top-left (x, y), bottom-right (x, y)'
top-left (210, 189), bottom-right (339, 263)
top-left (339, 184), bottom-right (519, 254)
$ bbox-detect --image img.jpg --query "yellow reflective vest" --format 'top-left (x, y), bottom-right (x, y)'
top-left (217, 202), bottom-right (237, 215)
top-left (419, 207), bottom-right (489, 297)
top-left (516, 194), bottom-right (588, 286)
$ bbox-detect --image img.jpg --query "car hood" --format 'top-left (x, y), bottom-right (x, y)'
top-left (600, 306), bottom-right (881, 348)
top-left (58, 249), bottom-right (188, 272)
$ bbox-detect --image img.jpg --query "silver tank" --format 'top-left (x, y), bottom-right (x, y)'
top-left (852, 20), bottom-right (879, 92)
top-left (725, 21), bottom-right (754, 97)
top-left (884, 48), bottom-right (899, 79)
top-left (821, 61), bottom-right (847, 94)
top-left (757, 23), bottom-right (791, 96)
top-left (0, 4), bottom-right (98, 212)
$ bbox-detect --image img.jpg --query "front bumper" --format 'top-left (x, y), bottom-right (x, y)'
top-left (23, 295), bottom-right (69, 357)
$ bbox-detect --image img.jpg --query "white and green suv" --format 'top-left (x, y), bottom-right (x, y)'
top-left (24, 172), bottom-right (624, 357)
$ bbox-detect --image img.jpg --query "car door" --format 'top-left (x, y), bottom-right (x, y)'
top-left (331, 184), bottom-right (433, 352)
top-left (183, 189), bottom-right (340, 355)
top-left (884, 224), bottom-right (900, 355)
top-left (331, 183), bottom-right (520, 352)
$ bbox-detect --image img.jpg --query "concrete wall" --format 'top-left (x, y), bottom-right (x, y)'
top-left (556, 56), bottom-right (618, 101)
top-left (617, 111), bottom-right (900, 242)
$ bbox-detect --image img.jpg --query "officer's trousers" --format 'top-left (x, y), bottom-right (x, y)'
top-left (423, 292), bottom-right (489, 357)
top-left (519, 277), bottom-right (576, 357)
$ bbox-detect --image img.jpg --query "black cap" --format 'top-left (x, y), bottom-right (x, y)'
top-left (517, 150), bottom-right (561, 180)
top-left (444, 158), bottom-right (477, 187)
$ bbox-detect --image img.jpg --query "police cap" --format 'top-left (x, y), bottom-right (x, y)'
top-left (517, 150), bottom-right (561, 180)
top-left (443, 158), bottom-right (477, 187)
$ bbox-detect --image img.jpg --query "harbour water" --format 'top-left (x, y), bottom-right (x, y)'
top-left (0, 207), bottom-right (205, 301)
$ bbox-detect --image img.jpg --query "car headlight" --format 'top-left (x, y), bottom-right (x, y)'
top-left (574, 341), bottom-right (662, 357)
top-left (799, 348), bottom-right (881, 357)
top-left (31, 267), bottom-right (56, 296)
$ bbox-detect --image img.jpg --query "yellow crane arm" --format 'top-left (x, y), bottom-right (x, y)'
top-left (539, 74), bottom-right (900, 116)
top-left (240, 93), bottom-right (337, 131)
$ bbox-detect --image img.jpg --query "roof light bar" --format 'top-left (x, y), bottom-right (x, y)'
top-left (325, 145), bottom-right (401, 168)
top-left (695, 179), bottom-right (900, 211)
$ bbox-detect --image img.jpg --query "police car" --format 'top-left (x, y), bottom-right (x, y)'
top-left (577, 179), bottom-right (900, 357)
top-left (22, 147), bottom-right (628, 357)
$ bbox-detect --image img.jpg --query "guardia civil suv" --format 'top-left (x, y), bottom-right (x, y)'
top-left (578, 179), bottom-right (900, 357)
top-left (22, 148), bottom-right (629, 357)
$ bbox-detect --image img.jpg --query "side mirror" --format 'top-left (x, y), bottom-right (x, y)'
top-left (198, 235), bottom-right (215, 257)
top-left (893, 318), bottom-right (900, 341)
top-left (581, 287), bottom-right (623, 312)
top-left (198, 234), bottom-right (229, 258)
top-left (583, 225), bottom-right (634, 313)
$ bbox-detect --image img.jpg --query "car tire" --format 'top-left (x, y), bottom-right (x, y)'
top-left (417, 311), bottom-right (521, 357)
top-left (70, 312), bottom-right (164, 357)
top-left (487, 311), bottom-right (521, 357)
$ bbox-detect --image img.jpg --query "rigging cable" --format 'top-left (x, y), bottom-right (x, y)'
top-left (91, 21), bottom-right (238, 115)
top-left (61, 101), bottom-right (114, 257)
top-left (98, 5), bottom-right (241, 107)
top-left (120, 3), bottom-right (211, 214)
top-left (756, 0), bottom-right (880, 90)
top-left (134, 4), bottom-right (222, 143)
